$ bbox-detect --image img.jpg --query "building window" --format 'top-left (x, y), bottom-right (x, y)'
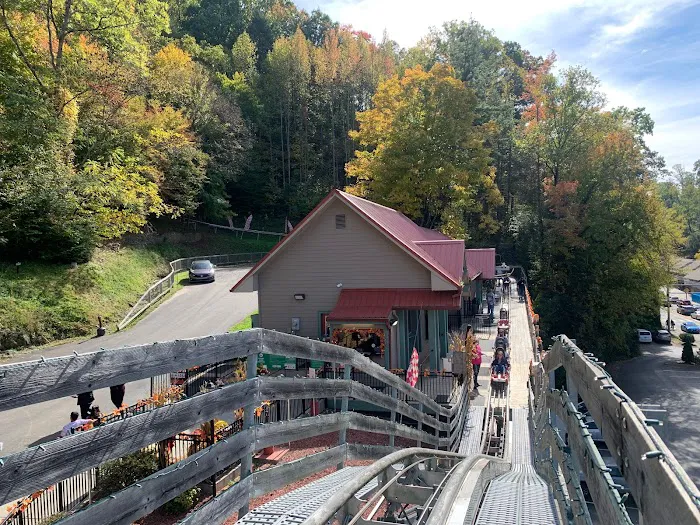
top-left (335, 214), bottom-right (346, 229)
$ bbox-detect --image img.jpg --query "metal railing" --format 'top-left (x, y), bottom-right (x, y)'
top-left (317, 368), bottom-right (459, 405)
top-left (187, 219), bottom-right (285, 239)
top-left (117, 252), bottom-right (265, 330)
top-left (2, 470), bottom-right (97, 525)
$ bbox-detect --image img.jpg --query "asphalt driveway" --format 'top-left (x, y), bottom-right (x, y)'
top-left (0, 267), bottom-right (256, 455)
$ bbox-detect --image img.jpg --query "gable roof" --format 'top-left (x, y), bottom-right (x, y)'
top-left (339, 191), bottom-right (463, 285)
top-left (465, 248), bottom-right (496, 280)
top-left (415, 240), bottom-right (465, 284)
top-left (231, 190), bottom-right (464, 292)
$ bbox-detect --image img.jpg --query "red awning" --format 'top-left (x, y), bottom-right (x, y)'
top-left (327, 289), bottom-right (461, 322)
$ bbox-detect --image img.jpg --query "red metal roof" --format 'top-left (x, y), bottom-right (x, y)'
top-left (414, 240), bottom-right (465, 284)
top-left (465, 248), bottom-right (496, 280)
top-left (231, 189), bottom-right (465, 293)
top-left (339, 191), bottom-right (463, 286)
top-left (327, 288), bottom-right (461, 322)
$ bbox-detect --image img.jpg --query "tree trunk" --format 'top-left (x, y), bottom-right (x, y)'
top-left (331, 98), bottom-right (337, 186)
top-left (279, 108), bottom-right (285, 189)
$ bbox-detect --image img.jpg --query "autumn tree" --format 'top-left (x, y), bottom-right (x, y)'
top-left (346, 64), bottom-right (503, 240)
top-left (519, 67), bottom-right (682, 360)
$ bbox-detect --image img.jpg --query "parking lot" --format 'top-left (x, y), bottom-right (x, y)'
top-left (608, 316), bottom-right (700, 488)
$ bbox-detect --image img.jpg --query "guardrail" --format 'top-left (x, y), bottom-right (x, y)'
top-left (532, 336), bottom-right (700, 525)
top-left (0, 329), bottom-right (469, 525)
top-left (116, 252), bottom-right (266, 330)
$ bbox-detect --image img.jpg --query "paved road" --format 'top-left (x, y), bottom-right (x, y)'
top-left (608, 338), bottom-right (700, 487)
top-left (0, 267), bottom-right (256, 455)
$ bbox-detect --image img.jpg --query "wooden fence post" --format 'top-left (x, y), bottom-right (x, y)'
top-left (239, 353), bottom-right (258, 517)
top-left (337, 364), bottom-right (351, 469)
top-left (389, 387), bottom-right (396, 448)
top-left (209, 419), bottom-right (217, 497)
top-left (417, 403), bottom-right (423, 448)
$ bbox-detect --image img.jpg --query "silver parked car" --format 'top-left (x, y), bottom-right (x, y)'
top-left (654, 330), bottom-right (672, 343)
top-left (189, 260), bottom-right (216, 283)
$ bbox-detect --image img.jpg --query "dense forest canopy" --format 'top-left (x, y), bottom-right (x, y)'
top-left (0, 0), bottom-right (692, 359)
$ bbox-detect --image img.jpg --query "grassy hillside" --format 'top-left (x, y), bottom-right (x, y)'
top-left (0, 232), bottom-right (275, 353)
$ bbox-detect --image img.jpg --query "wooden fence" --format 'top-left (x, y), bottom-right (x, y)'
top-left (530, 335), bottom-right (700, 525)
top-left (0, 329), bottom-right (469, 525)
top-left (186, 219), bottom-right (285, 240)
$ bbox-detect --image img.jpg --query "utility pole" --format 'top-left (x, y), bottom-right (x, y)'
top-left (667, 285), bottom-right (672, 332)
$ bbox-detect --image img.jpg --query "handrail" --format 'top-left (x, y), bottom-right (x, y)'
top-left (304, 448), bottom-right (465, 525)
top-left (0, 329), bottom-right (461, 417)
top-left (117, 252), bottom-right (266, 330)
top-left (538, 336), bottom-right (700, 524)
top-left (187, 219), bottom-right (285, 237)
top-left (348, 456), bottom-right (433, 525)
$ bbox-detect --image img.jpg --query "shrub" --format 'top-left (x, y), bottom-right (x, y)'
top-left (680, 333), bottom-right (695, 344)
top-left (95, 450), bottom-right (159, 499)
top-left (161, 487), bottom-right (200, 514)
top-left (682, 337), bottom-right (695, 364)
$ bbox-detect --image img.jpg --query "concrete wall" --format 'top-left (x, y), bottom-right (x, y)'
top-left (257, 198), bottom-right (432, 338)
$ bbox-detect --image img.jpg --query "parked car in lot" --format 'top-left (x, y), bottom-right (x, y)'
top-left (679, 299), bottom-right (693, 306)
top-left (670, 296), bottom-right (681, 304)
top-left (677, 305), bottom-right (697, 315)
top-left (681, 321), bottom-right (700, 334)
top-left (637, 329), bottom-right (652, 343)
top-left (653, 330), bottom-right (672, 343)
top-left (188, 260), bottom-right (216, 283)
top-left (691, 310), bottom-right (700, 320)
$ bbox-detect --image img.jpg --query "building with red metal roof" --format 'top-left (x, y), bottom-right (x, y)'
top-left (231, 189), bottom-right (494, 372)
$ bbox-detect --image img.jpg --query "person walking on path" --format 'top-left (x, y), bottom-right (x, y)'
top-left (486, 290), bottom-right (495, 316)
top-left (77, 391), bottom-right (94, 419)
top-left (472, 342), bottom-right (483, 389)
top-left (60, 412), bottom-right (93, 437)
top-left (110, 384), bottom-right (126, 410)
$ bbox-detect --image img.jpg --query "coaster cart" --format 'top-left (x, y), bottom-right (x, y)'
top-left (490, 366), bottom-right (509, 393)
top-left (491, 322), bottom-right (510, 393)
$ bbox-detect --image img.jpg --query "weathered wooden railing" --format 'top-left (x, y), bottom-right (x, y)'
top-left (0, 329), bottom-right (469, 525)
top-left (530, 335), bottom-right (700, 525)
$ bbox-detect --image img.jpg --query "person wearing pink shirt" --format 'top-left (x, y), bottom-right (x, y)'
top-left (472, 342), bottom-right (483, 388)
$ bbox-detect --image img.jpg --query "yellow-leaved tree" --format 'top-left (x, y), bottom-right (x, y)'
top-left (345, 64), bottom-right (503, 240)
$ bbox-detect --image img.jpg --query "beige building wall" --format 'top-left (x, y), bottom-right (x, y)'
top-left (257, 198), bottom-right (432, 338)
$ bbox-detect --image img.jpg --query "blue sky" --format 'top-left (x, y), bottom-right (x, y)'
top-left (296, 0), bottom-right (700, 170)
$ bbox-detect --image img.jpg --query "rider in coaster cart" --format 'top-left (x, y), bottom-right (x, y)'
top-left (491, 348), bottom-right (510, 379)
top-left (494, 328), bottom-right (509, 355)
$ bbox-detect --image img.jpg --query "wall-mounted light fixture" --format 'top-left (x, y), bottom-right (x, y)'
top-left (294, 294), bottom-right (306, 300)
top-left (337, 283), bottom-right (343, 288)
top-left (389, 311), bottom-right (399, 327)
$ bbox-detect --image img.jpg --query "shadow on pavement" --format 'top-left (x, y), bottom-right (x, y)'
top-left (27, 432), bottom-right (60, 448)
